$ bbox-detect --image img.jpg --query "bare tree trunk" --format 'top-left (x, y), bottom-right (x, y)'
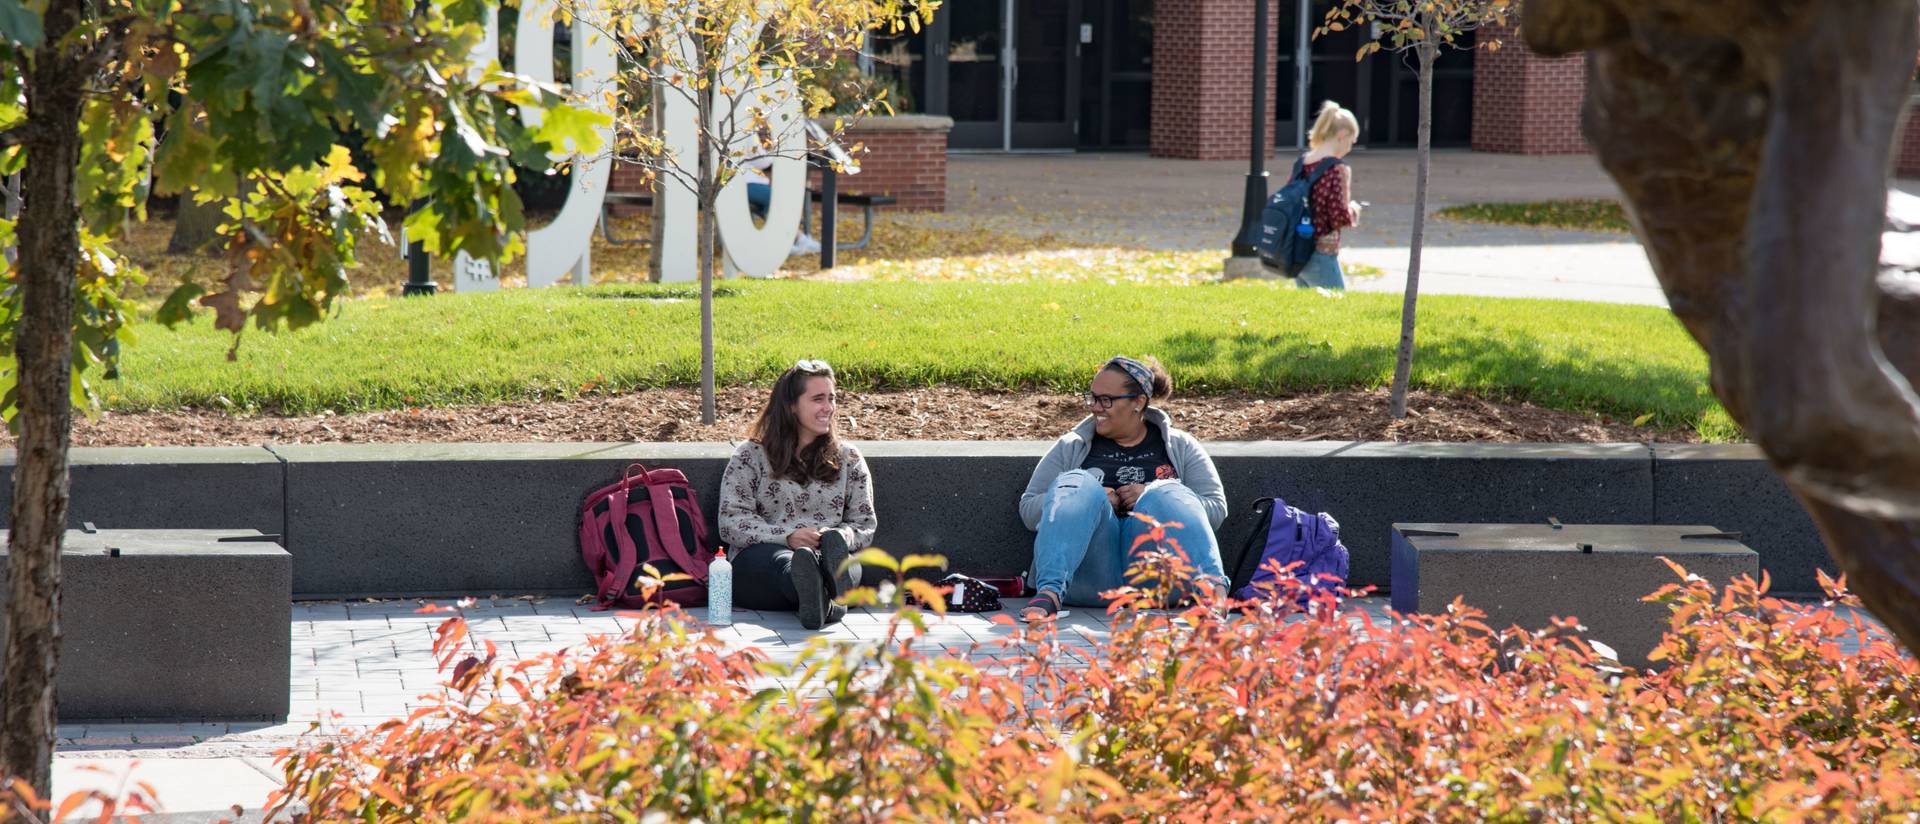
top-left (1388, 37), bottom-right (1436, 420)
top-left (696, 79), bottom-right (717, 425)
top-left (646, 96), bottom-right (665, 283)
top-left (649, 185), bottom-right (667, 282)
top-left (2, 173), bottom-right (20, 267)
top-left (167, 193), bottom-right (226, 255)
top-left (4, 0), bottom-right (86, 797)
top-left (698, 197), bottom-right (716, 425)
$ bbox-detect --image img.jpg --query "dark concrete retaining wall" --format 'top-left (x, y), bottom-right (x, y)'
top-left (1651, 444), bottom-right (1833, 594)
top-left (271, 442), bottom-right (729, 598)
top-left (0, 441), bottom-right (1837, 598)
top-left (0, 446), bottom-right (286, 538)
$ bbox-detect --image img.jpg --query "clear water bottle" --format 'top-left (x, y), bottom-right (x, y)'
top-left (1295, 212), bottom-right (1315, 239)
top-left (707, 548), bottom-right (733, 626)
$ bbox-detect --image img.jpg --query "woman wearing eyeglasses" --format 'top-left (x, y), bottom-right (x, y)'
top-left (1016, 356), bottom-right (1229, 621)
top-left (718, 359), bottom-right (876, 630)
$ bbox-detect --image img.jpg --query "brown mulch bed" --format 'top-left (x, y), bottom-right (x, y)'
top-left (41, 387), bottom-right (1698, 447)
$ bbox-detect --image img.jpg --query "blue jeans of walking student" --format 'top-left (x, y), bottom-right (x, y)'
top-left (747, 181), bottom-right (772, 217)
top-left (1296, 251), bottom-right (1345, 289)
top-left (1029, 469), bottom-right (1227, 606)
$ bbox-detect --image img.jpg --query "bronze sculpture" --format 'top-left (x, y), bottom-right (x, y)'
top-left (1525, 0), bottom-right (1920, 655)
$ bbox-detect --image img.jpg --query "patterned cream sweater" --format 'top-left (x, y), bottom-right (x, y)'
top-left (717, 440), bottom-right (878, 551)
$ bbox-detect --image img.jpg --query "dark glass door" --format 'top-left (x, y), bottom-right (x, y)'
top-left (944, 1), bottom-right (1007, 147)
top-left (869, 22), bottom-right (930, 116)
top-left (1078, 0), bottom-right (1151, 148)
top-left (1011, 0), bottom-right (1081, 148)
top-left (1374, 30), bottom-right (1475, 146)
top-left (921, 0), bottom-right (1087, 150)
top-left (1306, 0), bottom-right (1371, 143)
top-left (1275, 0), bottom-right (1304, 148)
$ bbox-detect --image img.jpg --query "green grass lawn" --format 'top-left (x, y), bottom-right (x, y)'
top-left (1436, 200), bottom-right (1633, 234)
top-left (110, 279), bottom-right (1735, 439)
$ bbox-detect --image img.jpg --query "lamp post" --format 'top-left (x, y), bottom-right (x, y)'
top-left (1226, 0), bottom-right (1271, 270)
top-left (403, 199), bottom-right (437, 296)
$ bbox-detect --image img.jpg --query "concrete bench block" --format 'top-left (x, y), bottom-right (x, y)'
top-left (0, 447), bottom-right (284, 537)
top-left (273, 442), bottom-right (732, 599)
top-left (1390, 523), bottom-right (1759, 667)
top-left (1653, 445), bottom-right (1831, 595)
top-left (0, 529), bottom-right (291, 721)
top-left (1224, 443), bottom-right (1655, 590)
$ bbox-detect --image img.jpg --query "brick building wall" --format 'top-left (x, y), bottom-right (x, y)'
top-left (1897, 103), bottom-right (1920, 177)
top-left (607, 159), bottom-right (647, 197)
top-left (1150, 0), bottom-right (1278, 160)
top-left (1471, 20), bottom-right (1587, 154)
top-left (602, 116), bottom-right (951, 211)
top-left (831, 116), bottom-right (951, 211)
top-left (1469, 34), bottom-right (1920, 163)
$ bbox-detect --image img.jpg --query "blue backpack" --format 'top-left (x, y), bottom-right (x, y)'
top-left (1229, 496), bottom-right (1350, 604)
top-left (1255, 157), bottom-right (1343, 276)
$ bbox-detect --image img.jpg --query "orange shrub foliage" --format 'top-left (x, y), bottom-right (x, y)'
top-left (1, 771), bottom-right (158, 823)
top-left (255, 544), bottom-right (1920, 823)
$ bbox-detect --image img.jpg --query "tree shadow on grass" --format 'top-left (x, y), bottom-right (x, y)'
top-left (1154, 327), bottom-right (1718, 427)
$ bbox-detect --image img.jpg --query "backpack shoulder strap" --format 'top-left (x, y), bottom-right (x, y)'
top-left (675, 489), bottom-right (713, 557)
top-left (645, 478), bottom-right (707, 582)
top-left (1229, 497), bottom-right (1280, 595)
top-left (580, 505), bottom-right (609, 577)
top-left (1303, 157), bottom-right (1343, 185)
top-left (592, 485), bottom-right (643, 610)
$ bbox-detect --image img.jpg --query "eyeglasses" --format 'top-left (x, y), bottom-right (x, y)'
top-left (1083, 391), bottom-right (1143, 410)
top-left (794, 359), bottom-right (832, 373)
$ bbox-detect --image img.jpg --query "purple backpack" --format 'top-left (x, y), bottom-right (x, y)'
top-left (1229, 497), bottom-right (1350, 604)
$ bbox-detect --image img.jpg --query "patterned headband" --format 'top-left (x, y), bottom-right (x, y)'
top-left (1106, 356), bottom-right (1155, 395)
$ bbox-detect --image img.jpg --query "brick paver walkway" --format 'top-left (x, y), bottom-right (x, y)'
top-left (54, 597), bottom-right (1398, 759)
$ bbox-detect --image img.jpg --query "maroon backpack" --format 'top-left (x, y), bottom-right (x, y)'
top-left (580, 464), bottom-right (715, 609)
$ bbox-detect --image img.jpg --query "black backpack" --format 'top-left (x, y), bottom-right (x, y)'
top-left (1256, 157), bottom-right (1343, 276)
top-left (907, 574), bottom-right (1003, 613)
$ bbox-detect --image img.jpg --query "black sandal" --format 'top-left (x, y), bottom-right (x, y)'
top-left (1021, 590), bottom-right (1062, 623)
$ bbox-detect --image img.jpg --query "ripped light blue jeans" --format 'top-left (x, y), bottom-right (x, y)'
top-left (1029, 469), bottom-right (1227, 607)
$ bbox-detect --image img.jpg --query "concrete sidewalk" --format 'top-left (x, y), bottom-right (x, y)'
top-left (940, 150), bottom-right (1920, 306)
top-left (53, 758), bottom-right (281, 822)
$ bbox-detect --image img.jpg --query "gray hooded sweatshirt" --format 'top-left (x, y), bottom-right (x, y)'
top-left (1018, 407), bottom-right (1228, 532)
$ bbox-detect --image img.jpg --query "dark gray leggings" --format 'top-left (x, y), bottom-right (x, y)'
top-left (731, 542), bottom-right (802, 610)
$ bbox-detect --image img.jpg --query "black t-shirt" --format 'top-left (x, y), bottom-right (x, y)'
top-left (1080, 427), bottom-right (1177, 489)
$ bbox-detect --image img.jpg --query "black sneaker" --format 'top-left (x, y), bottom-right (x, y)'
top-left (818, 529), bottom-right (856, 596)
top-left (791, 547), bottom-right (828, 630)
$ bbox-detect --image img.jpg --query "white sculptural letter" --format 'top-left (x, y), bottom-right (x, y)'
top-left (713, 81), bottom-right (807, 278)
top-left (655, 6), bottom-right (809, 282)
top-left (518, 0), bottom-right (617, 287)
top-left (454, 1), bottom-right (807, 287)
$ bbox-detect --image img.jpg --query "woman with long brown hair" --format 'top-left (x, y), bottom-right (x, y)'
top-left (718, 359), bottom-right (877, 629)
